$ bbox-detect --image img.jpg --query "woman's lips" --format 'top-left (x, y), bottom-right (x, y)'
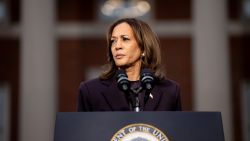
top-left (115, 54), bottom-right (125, 59)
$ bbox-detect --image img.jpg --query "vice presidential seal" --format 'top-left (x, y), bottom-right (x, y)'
top-left (111, 123), bottom-right (170, 141)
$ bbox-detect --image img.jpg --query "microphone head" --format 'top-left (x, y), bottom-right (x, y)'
top-left (116, 69), bottom-right (130, 91)
top-left (140, 68), bottom-right (154, 90)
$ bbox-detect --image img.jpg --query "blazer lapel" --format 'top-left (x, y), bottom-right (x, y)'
top-left (144, 85), bottom-right (163, 111)
top-left (100, 79), bottom-right (130, 111)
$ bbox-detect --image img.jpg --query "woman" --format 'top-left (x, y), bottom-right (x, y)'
top-left (77, 18), bottom-right (181, 111)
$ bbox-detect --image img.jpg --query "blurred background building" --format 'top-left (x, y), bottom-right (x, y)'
top-left (0, 0), bottom-right (249, 141)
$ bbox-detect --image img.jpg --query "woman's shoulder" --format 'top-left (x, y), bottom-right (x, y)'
top-left (156, 78), bottom-right (180, 97)
top-left (157, 78), bottom-right (180, 88)
top-left (79, 77), bottom-right (113, 88)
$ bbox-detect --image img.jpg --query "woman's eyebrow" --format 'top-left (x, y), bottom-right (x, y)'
top-left (121, 35), bottom-right (129, 38)
top-left (111, 35), bottom-right (129, 39)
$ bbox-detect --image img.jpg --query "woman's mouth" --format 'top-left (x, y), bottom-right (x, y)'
top-left (115, 54), bottom-right (125, 59)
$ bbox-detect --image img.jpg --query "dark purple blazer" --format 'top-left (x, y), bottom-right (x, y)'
top-left (77, 77), bottom-right (181, 111)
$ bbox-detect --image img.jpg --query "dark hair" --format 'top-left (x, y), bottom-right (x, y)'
top-left (100, 18), bottom-right (165, 80)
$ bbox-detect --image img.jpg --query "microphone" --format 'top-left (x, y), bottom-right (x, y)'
top-left (116, 69), bottom-right (130, 92)
top-left (116, 69), bottom-right (140, 112)
top-left (140, 68), bottom-right (155, 106)
top-left (140, 68), bottom-right (155, 91)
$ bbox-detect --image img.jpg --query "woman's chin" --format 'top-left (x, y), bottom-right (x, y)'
top-left (115, 61), bottom-right (126, 67)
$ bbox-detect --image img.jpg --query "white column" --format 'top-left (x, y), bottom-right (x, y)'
top-left (19, 0), bottom-right (57, 141)
top-left (192, 0), bottom-right (233, 141)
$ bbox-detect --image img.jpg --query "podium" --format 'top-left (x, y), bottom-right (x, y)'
top-left (54, 112), bottom-right (224, 141)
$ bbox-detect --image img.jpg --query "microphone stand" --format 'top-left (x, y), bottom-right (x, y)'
top-left (130, 87), bottom-right (142, 112)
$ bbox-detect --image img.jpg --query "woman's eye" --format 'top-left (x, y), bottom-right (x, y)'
top-left (123, 37), bottom-right (129, 41)
top-left (110, 39), bottom-right (116, 44)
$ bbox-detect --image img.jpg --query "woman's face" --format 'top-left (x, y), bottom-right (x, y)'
top-left (110, 22), bottom-right (142, 69)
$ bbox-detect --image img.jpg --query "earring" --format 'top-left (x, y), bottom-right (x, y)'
top-left (141, 53), bottom-right (145, 57)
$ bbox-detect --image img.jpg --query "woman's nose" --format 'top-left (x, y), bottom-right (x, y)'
top-left (114, 40), bottom-right (122, 49)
